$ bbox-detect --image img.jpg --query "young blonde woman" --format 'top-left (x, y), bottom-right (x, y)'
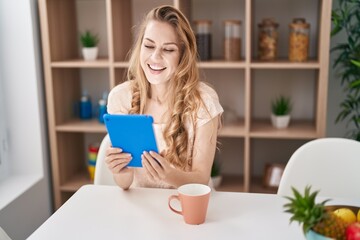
top-left (105, 5), bottom-right (223, 189)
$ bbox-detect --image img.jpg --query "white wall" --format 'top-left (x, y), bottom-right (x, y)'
top-left (0, 0), bottom-right (52, 239)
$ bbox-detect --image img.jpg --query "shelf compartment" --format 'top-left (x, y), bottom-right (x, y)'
top-left (252, 0), bottom-right (320, 61)
top-left (51, 59), bottom-right (110, 68)
top-left (111, 0), bottom-right (132, 62)
top-left (44, 0), bottom-right (109, 62)
top-left (191, 0), bottom-right (246, 61)
top-left (114, 61), bottom-right (130, 68)
top-left (250, 120), bottom-right (316, 139)
top-left (56, 119), bottom-right (106, 133)
top-left (57, 132), bottom-right (86, 194)
top-left (249, 176), bottom-right (277, 194)
top-left (198, 60), bottom-right (246, 69)
top-left (216, 175), bottom-right (245, 192)
top-left (219, 120), bottom-right (245, 137)
top-left (60, 170), bottom-right (92, 192)
top-left (250, 59), bottom-right (320, 69)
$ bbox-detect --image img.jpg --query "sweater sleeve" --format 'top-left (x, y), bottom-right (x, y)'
top-left (196, 82), bottom-right (224, 128)
top-left (107, 81), bottom-right (133, 114)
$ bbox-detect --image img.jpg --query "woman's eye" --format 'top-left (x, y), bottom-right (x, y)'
top-left (164, 49), bottom-right (174, 52)
top-left (144, 45), bottom-right (154, 49)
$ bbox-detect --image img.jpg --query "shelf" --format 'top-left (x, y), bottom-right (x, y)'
top-left (51, 58), bottom-right (110, 68)
top-left (60, 171), bottom-right (92, 192)
top-left (250, 120), bottom-right (317, 139)
top-left (219, 121), bottom-right (245, 138)
top-left (114, 62), bottom-right (130, 68)
top-left (56, 119), bottom-right (107, 133)
top-left (250, 177), bottom-right (278, 194)
top-left (251, 59), bottom-right (320, 69)
top-left (113, 60), bottom-right (247, 69)
top-left (216, 175), bottom-right (277, 194)
top-left (198, 60), bottom-right (246, 69)
top-left (38, 0), bottom-right (331, 208)
top-left (216, 175), bottom-right (244, 192)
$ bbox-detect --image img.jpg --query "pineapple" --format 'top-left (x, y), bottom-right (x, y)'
top-left (283, 186), bottom-right (348, 240)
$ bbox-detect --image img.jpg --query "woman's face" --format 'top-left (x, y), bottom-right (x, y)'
top-left (140, 20), bottom-right (181, 86)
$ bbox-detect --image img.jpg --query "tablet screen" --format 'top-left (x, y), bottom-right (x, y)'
top-left (103, 114), bottom-right (158, 167)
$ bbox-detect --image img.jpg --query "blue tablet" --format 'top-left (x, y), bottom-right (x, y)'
top-left (103, 114), bottom-right (158, 167)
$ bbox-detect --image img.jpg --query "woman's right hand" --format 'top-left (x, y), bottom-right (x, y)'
top-left (105, 146), bottom-right (133, 175)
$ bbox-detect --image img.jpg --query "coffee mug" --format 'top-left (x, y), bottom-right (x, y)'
top-left (168, 183), bottom-right (211, 225)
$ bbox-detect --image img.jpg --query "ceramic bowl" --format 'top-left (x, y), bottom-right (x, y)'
top-left (306, 230), bottom-right (334, 240)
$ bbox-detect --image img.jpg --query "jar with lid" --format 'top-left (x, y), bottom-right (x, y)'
top-left (224, 20), bottom-right (241, 61)
top-left (289, 18), bottom-right (310, 62)
top-left (194, 20), bottom-right (212, 61)
top-left (258, 18), bottom-right (279, 61)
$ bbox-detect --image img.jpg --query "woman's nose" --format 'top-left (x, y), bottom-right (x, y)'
top-left (151, 48), bottom-right (162, 60)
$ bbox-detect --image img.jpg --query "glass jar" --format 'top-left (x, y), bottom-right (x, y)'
top-left (194, 20), bottom-right (212, 61)
top-left (258, 18), bottom-right (279, 61)
top-left (224, 20), bottom-right (242, 61)
top-left (289, 18), bottom-right (310, 62)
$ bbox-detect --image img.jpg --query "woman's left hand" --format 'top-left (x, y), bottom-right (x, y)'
top-left (141, 151), bottom-right (172, 183)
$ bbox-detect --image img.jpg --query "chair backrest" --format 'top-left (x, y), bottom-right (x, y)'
top-left (94, 134), bottom-right (117, 185)
top-left (277, 138), bottom-right (360, 199)
top-left (0, 226), bottom-right (11, 240)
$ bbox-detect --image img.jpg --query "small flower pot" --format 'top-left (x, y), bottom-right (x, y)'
top-left (271, 114), bottom-right (291, 129)
top-left (82, 47), bottom-right (98, 61)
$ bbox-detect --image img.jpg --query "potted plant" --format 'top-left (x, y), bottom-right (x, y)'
top-left (331, 0), bottom-right (360, 141)
top-left (271, 95), bottom-right (292, 129)
top-left (80, 30), bottom-right (99, 61)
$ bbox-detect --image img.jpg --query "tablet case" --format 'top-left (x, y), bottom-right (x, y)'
top-left (103, 114), bottom-right (158, 167)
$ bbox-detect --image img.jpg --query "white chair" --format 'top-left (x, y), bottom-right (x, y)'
top-left (94, 134), bottom-right (117, 185)
top-left (277, 137), bottom-right (360, 199)
top-left (0, 226), bottom-right (11, 240)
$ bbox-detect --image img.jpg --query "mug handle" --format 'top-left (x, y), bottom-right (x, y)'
top-left (168, 195), bottom-right (182, 215)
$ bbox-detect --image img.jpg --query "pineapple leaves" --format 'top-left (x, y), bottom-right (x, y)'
top-left (283, 186), bottom-right (330, 235)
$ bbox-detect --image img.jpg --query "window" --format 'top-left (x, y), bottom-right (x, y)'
top-left (0, 74), bottom-right (9, 182)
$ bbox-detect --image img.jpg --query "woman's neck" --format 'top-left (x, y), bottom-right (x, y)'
top-left (150, 84), bottom-right (169, 105)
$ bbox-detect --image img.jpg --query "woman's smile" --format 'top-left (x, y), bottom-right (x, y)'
top-left (148, 64), bottom-right (167, 74)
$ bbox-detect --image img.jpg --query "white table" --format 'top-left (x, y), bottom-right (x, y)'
top-left (28, 184), bottom-right (343, 240)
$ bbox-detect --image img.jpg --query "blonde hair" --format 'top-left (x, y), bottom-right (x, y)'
top-left (127, 5), bottom-right (204, 170)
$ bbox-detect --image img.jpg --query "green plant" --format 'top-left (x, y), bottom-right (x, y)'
top-left (80, 30), bottom-right (99, 48)
top-left (271, 95), bottom-right (292, 116)
top-left (284, 186), bottom-right (348, 239)
top-left (331, 0), bottom-right (360, 141)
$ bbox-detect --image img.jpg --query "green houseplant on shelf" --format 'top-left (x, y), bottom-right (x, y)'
top-left (271, 95), bottom-right (292, 129)
top-left (331, 0), bottom-right (360, 141)
top-left (80, 30), bottom-right (100, 61)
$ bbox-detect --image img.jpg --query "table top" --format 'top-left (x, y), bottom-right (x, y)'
top-left (28, 184), bottom-right (356, 240)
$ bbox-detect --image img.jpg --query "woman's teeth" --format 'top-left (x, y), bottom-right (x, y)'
top-left (149, 64), bottom-right (166, 71)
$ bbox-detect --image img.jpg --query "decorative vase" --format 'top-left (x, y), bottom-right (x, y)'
top-left (271, 114), bottom-right (291, 129)
top-left (82, 47), bottom-right (98, 61)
